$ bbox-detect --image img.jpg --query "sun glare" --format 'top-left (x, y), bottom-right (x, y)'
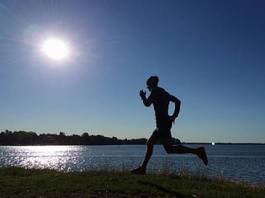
top-left (41, 38), bottom-right (70, 61)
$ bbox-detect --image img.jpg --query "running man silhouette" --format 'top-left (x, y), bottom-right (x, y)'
top-left (131, 76), bottom-right (208, 175)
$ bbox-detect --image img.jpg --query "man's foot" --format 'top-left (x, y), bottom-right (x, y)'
top-left (131, 166), bottom-right (146, 175)
top-left (197, 147), bottom-right (208, 166)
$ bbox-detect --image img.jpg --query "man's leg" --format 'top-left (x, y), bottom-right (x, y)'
top-left (141, 137), bottom-right (155, 169)
top-left (163, 142), bottom-right (208, 165)
top-left (131, 133), bottom-right (157, 174)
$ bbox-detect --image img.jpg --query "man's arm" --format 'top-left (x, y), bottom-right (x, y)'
top-left (169, 94), bottom-right (181, 122)
top-left (139, 90), bottom-right (152, 107)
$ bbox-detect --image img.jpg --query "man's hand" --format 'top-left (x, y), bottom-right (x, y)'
top-left (139, 90), bottom-right (146, 99)
top-left (169, 115), bottom-right (177, 124)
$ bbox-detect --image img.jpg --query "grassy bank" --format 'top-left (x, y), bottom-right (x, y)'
top-left (0, 167), bottom-right (264, 198)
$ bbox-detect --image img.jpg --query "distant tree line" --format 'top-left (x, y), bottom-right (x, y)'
top-left (0, 130), bottom-right (147, 146)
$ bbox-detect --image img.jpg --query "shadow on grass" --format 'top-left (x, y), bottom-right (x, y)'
top-left (138, 181), bottom-right (185, 198)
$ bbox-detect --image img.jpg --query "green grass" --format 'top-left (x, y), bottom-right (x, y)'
top-left (0, 167), bottom-right (264, 198)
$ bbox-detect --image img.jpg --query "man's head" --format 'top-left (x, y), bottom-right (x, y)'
top-left (146, 76), bottom-right (159, 91)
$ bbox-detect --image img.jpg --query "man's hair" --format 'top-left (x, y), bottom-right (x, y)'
top-left (146, 76), bottom-right (159, 87)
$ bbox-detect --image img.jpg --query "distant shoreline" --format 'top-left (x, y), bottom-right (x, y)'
top-left (184, 142), bottom-right (265, 145)
top-left (1, 143), bottom-right (265, 146)
top-left (1, 130), bottom-right (264, 146)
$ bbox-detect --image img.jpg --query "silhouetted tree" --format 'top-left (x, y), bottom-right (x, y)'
top-left (0, 130), bottom-right (147, 145)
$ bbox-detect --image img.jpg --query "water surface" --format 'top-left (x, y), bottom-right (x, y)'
top-left (0, 144), bottom-right (264, 184)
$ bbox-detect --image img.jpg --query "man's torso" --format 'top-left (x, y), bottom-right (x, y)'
top-left (149, 87), bottom-right (170, 126)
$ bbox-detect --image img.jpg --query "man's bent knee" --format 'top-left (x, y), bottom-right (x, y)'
top-left (146, 135), bottom-right (156, 147)
top-left (146, 140), bottom-right (154, 148)
top-left (163, 144), bottom-right (174, 154)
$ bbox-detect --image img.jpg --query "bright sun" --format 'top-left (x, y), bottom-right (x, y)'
top-left (41, 38), bottom-right (70, 61)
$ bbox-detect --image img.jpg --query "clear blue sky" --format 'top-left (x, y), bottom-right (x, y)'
top-left (0, 0), bottom-right (264, 143)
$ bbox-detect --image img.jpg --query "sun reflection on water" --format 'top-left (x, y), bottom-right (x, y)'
top-left (3, 146), bottom-right (82, 171)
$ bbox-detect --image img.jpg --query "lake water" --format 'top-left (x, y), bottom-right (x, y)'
top-left (0, 144), bottom-right (265, 184)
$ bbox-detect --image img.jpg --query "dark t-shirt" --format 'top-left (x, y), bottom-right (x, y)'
top-left (146, 87), bottom-right (171, 127)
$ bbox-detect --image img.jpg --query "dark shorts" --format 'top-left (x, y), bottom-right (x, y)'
top-left (151, 116), bottom-right (172, 140)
